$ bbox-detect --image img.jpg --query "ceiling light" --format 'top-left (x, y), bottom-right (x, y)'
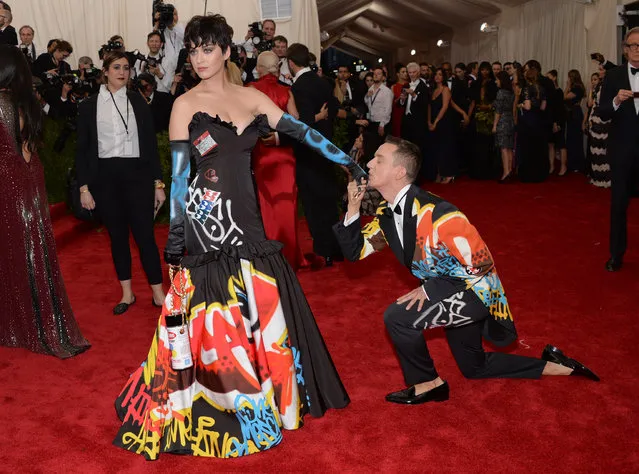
top-left (436, 39), bottom-right (449, 48)
top-left (480, 22), bottom-right (498, 33)
top-left (378, 58), bottom-right (383, 63)
top-left (410, 49), bottom-right (416, 56)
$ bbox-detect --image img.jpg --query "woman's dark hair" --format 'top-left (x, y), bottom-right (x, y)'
top-left (102, 51), bottom-right (129, 70)
top-left (54, 40), bottom-right (73, 54)
top-left (479, 61), bottom-right (493, 79)
top-left (496, 71), bottom-right (513, 92)
top-left (0, 45), bottom-right (42, 153)
top-left (364, 71), bottom-right (373, 81)
top-left (435, 67), bottom-right (448, 83)
top-left (184, 14), bottom-right (233, 54)
top-left (568, 69), bottom-right (585, 92)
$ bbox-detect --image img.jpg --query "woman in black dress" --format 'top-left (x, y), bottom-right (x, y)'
top-left (471, 62), bottom-right (498, 179)
top-left (564, 69), bottom-right (586, 172)
top-left (428, 67), bottom-right (456, 183)
top-left (517, 64), bottom-right (548, 183)
top-left (113, 14), bottom-right (367, 460)
top-left (546, 70), bottom-right (568, 176)
top-left (0, 45), bottom-right (90, 358)
top-left (492, 71), bottom-right (515, 182)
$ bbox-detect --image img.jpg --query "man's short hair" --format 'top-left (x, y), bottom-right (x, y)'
top-left (406, 62), bottom-right (419, 71)
top-left (0, 1), bottom-right (10, 11)
top-left (492, 61), bottom-right (502, 66)
top-left (625, 26), bottom-right (639, 43)
top-left (419, 61), bottom-right (429, 67)
top-left (385, 136), bottom-right (422, 183)
top-left (504, 61), bottom-right (513, 67)
top-left (455, 62), bottom-right (466, 70)
top-left (138, 72), bottom-right (157, 89)
top-left (272, 35), bottom-right (287, 44)
top-left (262, 19), bottom-right (276, 28)
top-left (55, 40), bottom-right (73, 54)
top-left (147, 30), bottom-right (163, 42)
top-left (286, 43), bottom-right (310, 68)
top-left (19, 25), bottom-right (34, 36)
top-left (78, 56), bottom-right (93, 66)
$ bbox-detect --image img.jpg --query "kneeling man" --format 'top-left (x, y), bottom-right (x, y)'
top-left (333, 136), bottom-right (598, 404)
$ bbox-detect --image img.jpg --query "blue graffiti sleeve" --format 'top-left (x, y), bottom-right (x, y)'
top-left (164, 140), bottom-right (191, 265)
top-left (275, 113), bottom-right (368, 184)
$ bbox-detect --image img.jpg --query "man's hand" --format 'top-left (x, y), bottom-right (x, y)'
top-left (315, 102), bottom-right (328, 122)
top-left (346, 178), bottom-right (366, 216)
top-left (355, 119), bottom-right (369, 127)
top-left (245, 29), bottom-right (254, 41)
top-left (397, 286), bottom-right (430, 311)
top-left (378, 125), bottom-right (384, 136)
top-left (614, 89), bottom-right (635, 107)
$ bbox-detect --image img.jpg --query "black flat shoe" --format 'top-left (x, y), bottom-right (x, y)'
top-left (541, 345), bottom-right (600, 381)
top-left (113, 296), bottom-right (136, 315)
top-left (385, 381), bottom-right (449, 404)
top-left (605, 258), bottom-right (622, 272)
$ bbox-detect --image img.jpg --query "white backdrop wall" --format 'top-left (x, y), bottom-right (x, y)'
top-left (450, 0), bottom-right (618, 82)
top-left (8, 0), bottom-right (320, 67)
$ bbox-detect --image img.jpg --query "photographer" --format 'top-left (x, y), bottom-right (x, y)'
top-left (19, 25), bottom-right (37, 63)
top-left (240, 19), bottom-right (275, 57)
top-left (170, 51), bottom-right (199, 98)
top-left (152, 3), bottom-right (183, 83)
top-left (100, 35), bottom-right (137, 71)
top-left (134, 72), bottom-right (173, 132)
top-left (33, 39), bottom-right (72, 82)
top-left (134, 31), bottom-right (170, 93)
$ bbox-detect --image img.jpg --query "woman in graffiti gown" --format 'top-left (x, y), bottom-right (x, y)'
top-left (113, 15), bottom-right (367, 460)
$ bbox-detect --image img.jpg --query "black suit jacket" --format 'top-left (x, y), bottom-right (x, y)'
top-left (290, 70), bottom-right (335, 139)
top-left (402, 81), bottom-right (430, 120)
top-left (0, 25), bottom-right (17, 46)
top-left (598, 64), bottom-right (639, 162)
top-left (148, 91), bottom-right (174, 133)
top-left (33, 53), bottom-right (71, 80)
top-left (75, 90), bottom-right (163, 188)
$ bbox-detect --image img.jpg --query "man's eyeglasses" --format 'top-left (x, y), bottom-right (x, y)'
top-left (625, 43), bottom-right (639, 52)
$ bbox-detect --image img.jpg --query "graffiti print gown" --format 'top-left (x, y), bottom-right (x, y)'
top-left (113, 113), bottom-right (349, 460)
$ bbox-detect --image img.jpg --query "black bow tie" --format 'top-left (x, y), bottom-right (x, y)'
top-left (631, 67), bottom-right (639, 76)
top-left (383, 204), bottom-right (402, 218)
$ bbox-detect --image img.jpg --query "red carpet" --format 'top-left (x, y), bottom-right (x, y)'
top-left (1, 174), bottom-right (638, 473)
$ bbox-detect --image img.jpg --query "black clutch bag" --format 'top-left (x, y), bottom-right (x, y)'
top-left (66, 168), bottom-right (98, 222)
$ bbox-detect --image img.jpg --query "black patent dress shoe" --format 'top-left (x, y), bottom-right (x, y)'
top-left (385, 381), bottom-right (450, 405)
top-left (113, 296), bottom-right (136, 315)
top-left (605, 258), bottom-right (622, 272)
top-left (541, 345), bottom-right (600, 381)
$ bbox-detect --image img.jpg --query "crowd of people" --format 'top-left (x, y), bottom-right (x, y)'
top-left (2, 0), bottom-right (638, 461)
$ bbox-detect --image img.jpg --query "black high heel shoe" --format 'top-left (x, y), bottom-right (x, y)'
top-left (541, 345), bottom-right (600, 381)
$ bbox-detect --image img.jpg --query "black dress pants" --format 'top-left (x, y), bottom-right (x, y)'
top-left (384, 288), bottom-right (545, 386)
top-left (95, 158), bottom-right (163, 285)
top-left (295, 150), bottom-right (342, 258)
top-left (610, 148), bottom-right (639, 261)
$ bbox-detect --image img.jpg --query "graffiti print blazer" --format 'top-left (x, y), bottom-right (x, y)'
top-left (333, 184), bottom-right (517, 346)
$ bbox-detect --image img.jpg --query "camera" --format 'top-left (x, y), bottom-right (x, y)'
top-left (131, 50), bottom-right (162, 71)
top-left (154, 1), bottom-right (175, 31)
top-left (248, 21), bottom-right (273, 53)
top-left (98, 40), bottom-right (124, 60)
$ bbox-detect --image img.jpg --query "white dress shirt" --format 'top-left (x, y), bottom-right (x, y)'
top-left (345, 184), bottom-right (411, 247)
top-left (365, 83), bottom-right (393, 127)
top-left (612, 62), bottom-right (639, 114)
top-left (292, 66), bottom-right (311, 83)
top-left (161, 24), bottom-right (184, 82)
top-left (279, 58), bottom-right (293, 85)
top-left (97, 85), bottom-right (140, 158)
top-left (405, 79), bottom-right (422, 115)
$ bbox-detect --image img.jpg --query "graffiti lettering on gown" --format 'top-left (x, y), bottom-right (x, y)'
top-left (188, 186), bottom-right (244, 249)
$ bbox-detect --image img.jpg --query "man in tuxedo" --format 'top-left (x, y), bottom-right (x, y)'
top-left (18, 25), bottom-right (37, 63)
top-left (0, 7), bottom-right (17, 46)
top-left (598, 27), bottom-right (639, 272)
top-left (333, 137), bottom-right (598, 404)
top-left (287, 43), bottom-right (342, 266)
top-left (400, 62), bottom-right (429, 176)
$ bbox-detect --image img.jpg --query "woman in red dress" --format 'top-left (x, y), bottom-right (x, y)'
top-left (0, 45), bottom-right (90, 358)
top-left (249, 51), bottom-right (307, 270)
top-left (391, 64), bottom-right (408, 137)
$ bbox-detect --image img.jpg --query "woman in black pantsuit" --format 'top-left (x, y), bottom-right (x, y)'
top-left (75, 51), bottom-right (165, 314)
